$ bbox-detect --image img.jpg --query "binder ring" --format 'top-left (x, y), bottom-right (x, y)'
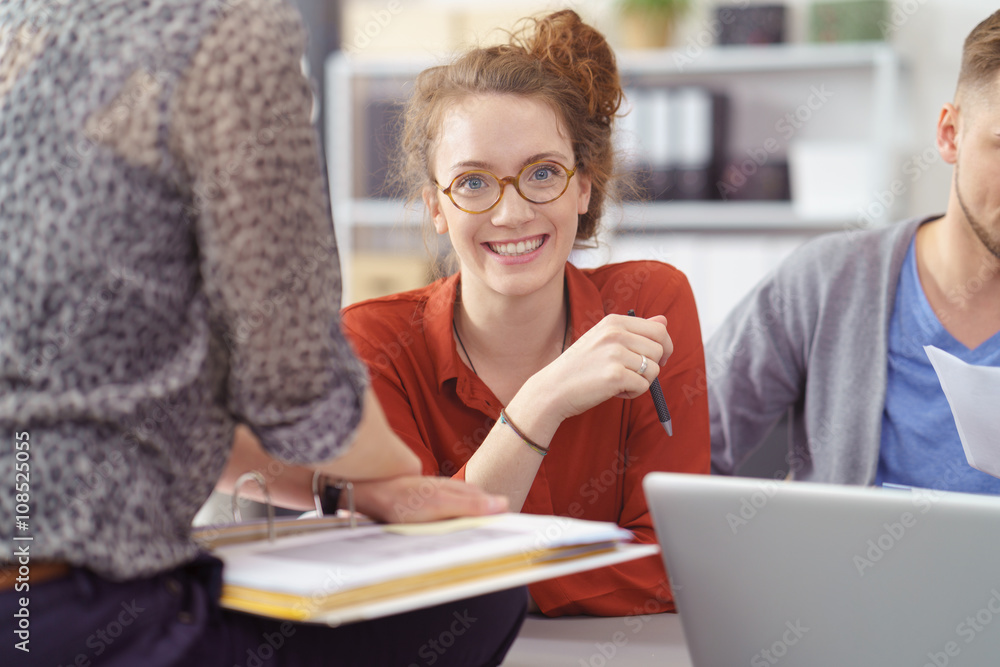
top-left (232, 470), bottom-right (276, 542)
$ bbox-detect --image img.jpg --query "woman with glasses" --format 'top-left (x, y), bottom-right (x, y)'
top-left (342, 9), bottom-right (710, 617)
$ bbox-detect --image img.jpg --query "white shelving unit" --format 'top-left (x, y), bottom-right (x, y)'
top-left (325, 42), bottom-right (906, 304)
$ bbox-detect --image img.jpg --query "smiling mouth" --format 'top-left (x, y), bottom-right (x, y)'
top-left (486, 236), bottom-right (545, 256)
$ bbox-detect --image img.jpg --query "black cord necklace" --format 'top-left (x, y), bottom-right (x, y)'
top-left (453, 312), bottom-right (569, 377)
top-left (453, 319), bottom-right (479, 376)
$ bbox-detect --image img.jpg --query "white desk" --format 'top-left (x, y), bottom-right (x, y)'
top-left (501, 613), bottom-right (693, 666)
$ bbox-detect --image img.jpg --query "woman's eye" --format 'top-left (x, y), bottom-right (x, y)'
top-left (457, 174), bottom-right (488, 191)
top-left (528, 164), bottom-right (561, 182)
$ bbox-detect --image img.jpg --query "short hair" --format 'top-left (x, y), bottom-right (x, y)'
top-left (957, 10), bottom-right (1000, 101)
top-left (395, 10), bottom-right (623, 246)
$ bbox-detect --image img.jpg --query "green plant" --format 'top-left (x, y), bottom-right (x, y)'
top-left (619, 0), bottom-right (693, 17)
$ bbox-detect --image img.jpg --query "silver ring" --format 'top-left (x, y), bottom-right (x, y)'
top-left (636, 355), bottom-right (648, 375)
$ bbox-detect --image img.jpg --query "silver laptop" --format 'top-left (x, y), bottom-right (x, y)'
top-left (643, 472), bottom-right (1000, 667)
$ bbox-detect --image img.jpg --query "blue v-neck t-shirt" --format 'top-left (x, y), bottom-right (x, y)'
top-left (876, 238), bottom-right (1000, 493)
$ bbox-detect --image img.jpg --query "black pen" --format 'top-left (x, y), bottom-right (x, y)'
top-left (627, 309), bottom-right (673, 437)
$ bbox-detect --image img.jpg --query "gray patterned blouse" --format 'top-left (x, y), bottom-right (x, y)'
top-left (0, 0), bottom-right (367, 579)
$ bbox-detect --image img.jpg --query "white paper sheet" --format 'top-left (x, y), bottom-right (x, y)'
top-left (925, 345), bottom-right (1000, 477)
top-left (215, 512), bottom-right (633, 597)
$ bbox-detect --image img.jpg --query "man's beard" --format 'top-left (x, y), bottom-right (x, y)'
top-left (955, 160), bottom-right (1000, 261)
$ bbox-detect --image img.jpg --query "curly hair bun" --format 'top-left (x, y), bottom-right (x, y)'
top-left (515, 10), bottom-right (623, 126)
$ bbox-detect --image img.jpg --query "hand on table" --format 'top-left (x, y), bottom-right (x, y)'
top-left (352, 475), bottom-right (509, 523)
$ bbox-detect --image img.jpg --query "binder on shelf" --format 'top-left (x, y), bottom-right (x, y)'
top-left (194, 473), bottom-right (658, 626)
top-left (621, 85), bottom-right (728, 202)
top-left (620, 85), bottom-right (677, 201)
top-left (362, 97), bottom-right (403, 199)
top-left (673, 86), bottom-right (729, 201)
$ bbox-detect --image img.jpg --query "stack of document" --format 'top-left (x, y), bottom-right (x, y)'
top-left (194, 513), bottom-right (656, 625)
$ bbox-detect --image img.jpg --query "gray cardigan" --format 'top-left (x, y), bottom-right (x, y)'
top-left (707, 216), bottom-right (929, 484)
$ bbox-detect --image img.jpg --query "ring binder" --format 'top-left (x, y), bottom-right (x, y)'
top-left (232, 471), bottom-right (276, 542)
top-left (343, 481), bottom-right (357, 528)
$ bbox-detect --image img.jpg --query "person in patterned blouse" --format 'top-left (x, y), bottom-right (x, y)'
top-left (0, 1), bottom-right (525, 665)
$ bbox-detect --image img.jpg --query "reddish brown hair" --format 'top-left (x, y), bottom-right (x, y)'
top-left (396, 10), bottom-right (624, 244)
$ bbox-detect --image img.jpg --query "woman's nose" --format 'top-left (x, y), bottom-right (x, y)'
top-left (489, 183), bottom-right (534, 227)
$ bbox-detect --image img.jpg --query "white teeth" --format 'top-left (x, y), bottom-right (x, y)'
top-left (490, 237), bottom-right (542, 256)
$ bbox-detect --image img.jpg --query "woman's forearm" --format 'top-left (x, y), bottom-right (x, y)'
top-left (463, 377), bottom-right (563, 511)
top-left (216, 387), bottom-right (420, 509)
top-left (215, 424), bottom-right (317, 510)
top-left (217, 423), bottom-right (508, 522)
top-left (312, 387), bottom-right (421, 480)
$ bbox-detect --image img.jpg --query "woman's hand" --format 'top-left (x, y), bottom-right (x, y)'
top-left (518, 314), bottom-right (672, 428)
top-left (464, 313), bottom-right (672, 512)
top-left (351, 475), bottom-right (509, 523)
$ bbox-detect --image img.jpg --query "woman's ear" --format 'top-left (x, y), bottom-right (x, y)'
top-left (575, 171), bottom-right (592, 215)
top-left (423, 186), bottom-right (449, 235)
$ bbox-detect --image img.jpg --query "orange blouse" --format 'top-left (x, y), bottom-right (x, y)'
top-left (341, 261), bottom-right (710, 616)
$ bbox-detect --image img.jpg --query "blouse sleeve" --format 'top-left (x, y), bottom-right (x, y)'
top-left (170, 0), bottom-right (367, 464)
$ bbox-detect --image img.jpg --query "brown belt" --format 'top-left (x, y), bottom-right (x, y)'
top-left (0, 562), bottom-right (71, 591)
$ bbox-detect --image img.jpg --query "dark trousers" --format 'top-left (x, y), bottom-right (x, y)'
top-left (1, 555), bottom-right (527, 666)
